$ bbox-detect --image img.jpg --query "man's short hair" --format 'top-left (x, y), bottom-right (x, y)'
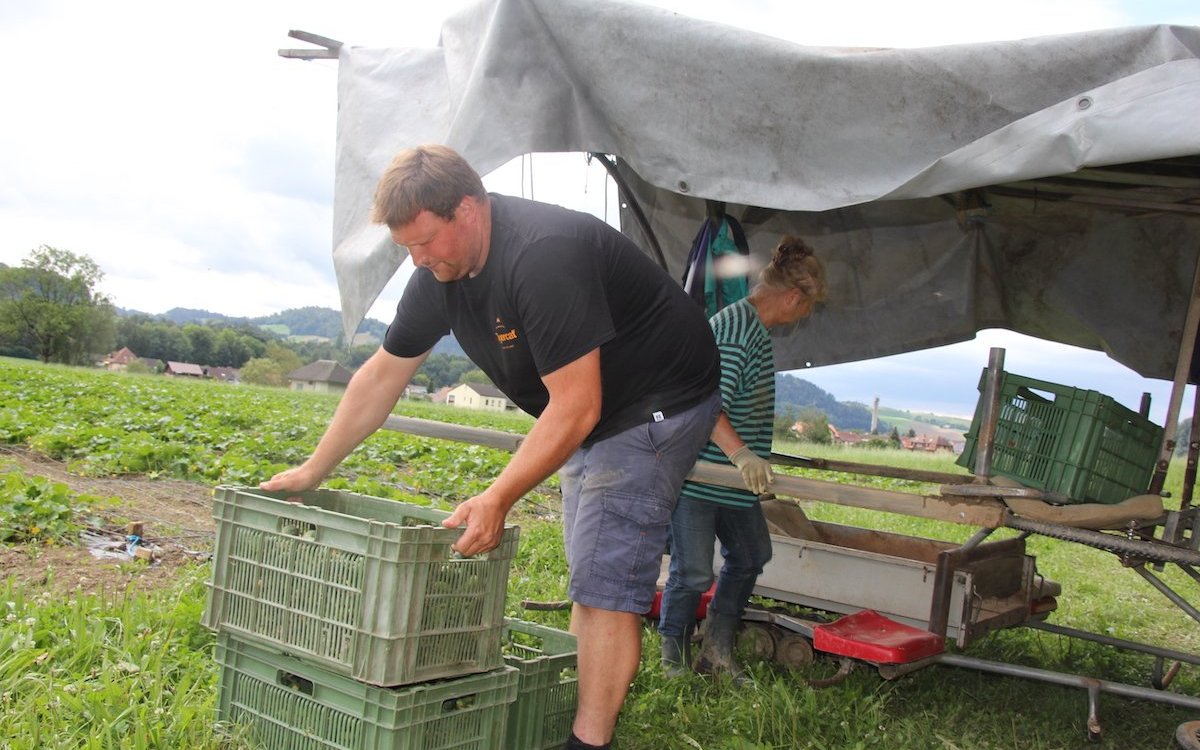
top-left (371, 144), bottom-right (488, 227)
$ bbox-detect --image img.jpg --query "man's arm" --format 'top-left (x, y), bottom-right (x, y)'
top-left (443, 347), bottom-right (602, 555)
top-left (260, 346), bottom-right (429, 492)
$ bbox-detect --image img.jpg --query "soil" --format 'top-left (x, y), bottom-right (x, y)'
top-left (1, 446), bottom-right (217, 598)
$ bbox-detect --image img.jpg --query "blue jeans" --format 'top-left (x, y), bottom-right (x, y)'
top-left (559, 391), bottom-right (721, 613)
top-left (658, 497), bottom-right (773, 638)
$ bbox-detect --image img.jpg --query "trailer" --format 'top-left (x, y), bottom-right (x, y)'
top-left (680, 348), bottom-right (1200, 743)
top-left (375, 345), bottom-right (1200, 743)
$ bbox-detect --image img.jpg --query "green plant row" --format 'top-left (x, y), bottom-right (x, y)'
top-left (0, 358), bottom-right (539, 504)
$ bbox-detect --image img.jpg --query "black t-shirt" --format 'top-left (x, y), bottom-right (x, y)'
top-left (383, 194), bottom-right (719, 444)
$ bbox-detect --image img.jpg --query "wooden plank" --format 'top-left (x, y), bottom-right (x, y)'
top-left (687, 462), bottom-right (1006, 527)
top-left (772, 451), bottom-right (972, 484)
top-left (375, 415), bottom-right (1004, 526)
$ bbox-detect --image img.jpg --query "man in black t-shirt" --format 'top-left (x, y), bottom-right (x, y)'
top-left (262, 144), bottom-right (720, 750)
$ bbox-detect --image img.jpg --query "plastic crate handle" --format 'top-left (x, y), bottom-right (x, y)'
top-left (277, 517), bottom-right (318, 540)
top-left (1014, 386), bottom-right (1053, 405)
top-left (441, 693), bottom-right (477, 713)
top-left (276, 670), bottom-right (315, 696)
top-left (450, 546), bottom-right (494, 561)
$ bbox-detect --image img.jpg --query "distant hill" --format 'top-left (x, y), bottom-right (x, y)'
top-left (252, 307), bottom-right (389, 342)
top-left (775, 372), bottom-right (881, 433)
top-left (432, 334), bottom-right (466, 357)
top-left (877, 406), bottom-right (970, 444)
top-left (117, 305), bottom-right (389, 342)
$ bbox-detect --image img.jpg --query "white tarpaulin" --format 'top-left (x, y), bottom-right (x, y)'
top-left (328, 0), bottom-right (1200, 380)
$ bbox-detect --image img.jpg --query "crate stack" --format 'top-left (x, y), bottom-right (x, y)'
top-left (202, 485), bottom-right (527, 749)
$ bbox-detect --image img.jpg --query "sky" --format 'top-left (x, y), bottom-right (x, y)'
top-left (2, 0), bottom-right (1198, 423)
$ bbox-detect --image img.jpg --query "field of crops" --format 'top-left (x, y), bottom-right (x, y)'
top-left (2, 356), bottom-right (1199, 749)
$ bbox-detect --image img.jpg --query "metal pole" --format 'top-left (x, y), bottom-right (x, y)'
top-left (935, 652), bottom-right (1200, 711)
top-left (1183, 388), bottom-right (1200, 512)
top-left (1133, 565), bottom-right (1200, 625)
top-left (972, 347), bottom-right (1006, 482)
top-left (588, 153), bottom-right (669, 270)
top-left (1150, 249), bottom-right (1200, 495)
top-left (1026, 620), bottom-right (1200, 666)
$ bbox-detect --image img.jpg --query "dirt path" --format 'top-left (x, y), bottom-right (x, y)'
top-left (1, 446), bottom-right (217, 597)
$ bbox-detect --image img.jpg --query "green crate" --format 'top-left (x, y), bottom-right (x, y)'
top-left (957, 371), bottom-right (1163, 504)
top-left (215, 632), bottom-right (519, 750)
top-left (502, 619), bottom-right (578, 750)
top-left (203, 486), bottom-right (519, 686)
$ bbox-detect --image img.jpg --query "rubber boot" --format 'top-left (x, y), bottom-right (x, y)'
top-left (694, 613), bottom-right (750, 685)
top-left (660, 632), bottom-right (692, 678)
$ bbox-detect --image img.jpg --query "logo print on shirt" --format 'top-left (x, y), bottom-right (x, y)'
top-left (494, 317), bottom-right (519, 350)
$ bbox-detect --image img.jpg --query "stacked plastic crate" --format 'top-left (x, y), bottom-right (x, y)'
top-left (501, 618), bottom-right (579, 750)
top-left (202, 486), bottom-right (522, 749)
top-left (958, 370), bottom-right (1164, 504)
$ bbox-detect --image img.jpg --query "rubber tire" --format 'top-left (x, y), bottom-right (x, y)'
top-left (775, 631), bottom-right (814, 669)
top-left (737, 622), bottom-right (779, 661)
top-left (1177, 720), bottom-right (1200, 750)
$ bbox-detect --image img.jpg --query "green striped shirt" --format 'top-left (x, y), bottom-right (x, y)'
top-left (681, 298), bottom-right (774, 508)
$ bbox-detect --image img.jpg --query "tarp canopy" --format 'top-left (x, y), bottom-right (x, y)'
top-left (328, 0), bottom-right (1200, 381)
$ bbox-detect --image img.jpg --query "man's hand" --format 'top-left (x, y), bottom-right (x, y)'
top-left (260, 464), bottom-right (323, 494)
top-left (442, 493), bottom-right (509, 557)
top-left (729, 446), bottom-right (774, 495)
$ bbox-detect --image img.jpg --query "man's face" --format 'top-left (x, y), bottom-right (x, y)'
top-left (391, 201), bottom-right (482, 282)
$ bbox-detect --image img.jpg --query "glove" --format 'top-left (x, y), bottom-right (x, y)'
top-left (729, 446), bottom-right (774, 495)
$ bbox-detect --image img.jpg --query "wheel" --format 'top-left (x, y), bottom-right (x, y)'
top-left (1177, 720), bottom-right (1200, 750)
top-left (737, 622), bottom-right (779, 660)
top-left (774, 631), bottom-right (814, 669)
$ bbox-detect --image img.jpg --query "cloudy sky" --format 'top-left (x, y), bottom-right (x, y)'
top-left (3, 0), bottom-right (1198, 420)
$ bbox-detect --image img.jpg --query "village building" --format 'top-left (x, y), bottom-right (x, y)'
top-left (827, 425), bottom-right (875, 446)
top-left (287, 359), bottom-right (354, 394)
top-left (102, 347), bottom-right (139, 370)
top-left (900, 434), bottom-right (955, 452)
top-left (446, 382), bottom-right (512, 412)
top-left (164, 361), bottom-right (205, 377)
top-left (205, 366), bottom-right (241, 384)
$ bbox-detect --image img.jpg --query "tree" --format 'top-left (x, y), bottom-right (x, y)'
top-left (790, 407), bottom-right (831, 444)
top-left (0, 246), bottom-right (115, 364)
top-left (240, 357), bottom-right (288, 387)
top-left (212, 328), bottom-right (254, 367)
top-left (461, 368), bottom-right (493, 385)
top-left (183, 324), bottom-right (216, 365)
top-left (264, 341), bottom-right (303, 375)
top-left (418, 352), bottom-right (478, 389)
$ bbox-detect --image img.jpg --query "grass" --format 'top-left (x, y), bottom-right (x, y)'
top-left (0, 567), bottom-right (229, 750)
top-left (2, 358), bottom-right (1199, 748)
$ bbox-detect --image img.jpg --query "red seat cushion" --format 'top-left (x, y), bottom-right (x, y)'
top-left (813, 610), bottom-right (944, 664)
